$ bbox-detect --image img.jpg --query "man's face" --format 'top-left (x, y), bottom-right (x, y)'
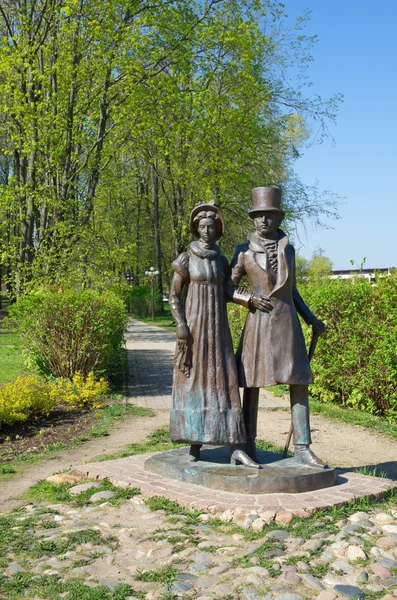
top-left (253, 211), bottom-right (281, 236)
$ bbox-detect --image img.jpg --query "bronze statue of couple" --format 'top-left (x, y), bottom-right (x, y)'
top-left (169, 187), bottom-right (327, 470)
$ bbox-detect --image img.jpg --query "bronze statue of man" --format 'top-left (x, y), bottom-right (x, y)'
top-left (231, 186), bottom-right (326, 468)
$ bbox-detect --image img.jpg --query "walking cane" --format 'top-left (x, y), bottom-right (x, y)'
top-left (282, 327), bottom-right (320, 458)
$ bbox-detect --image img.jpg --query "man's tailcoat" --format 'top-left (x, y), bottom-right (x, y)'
top-left (231, 229), bottom-right (315, 388)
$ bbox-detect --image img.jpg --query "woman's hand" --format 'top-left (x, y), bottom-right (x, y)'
top-left (176, 322), bottom-right (191, 342)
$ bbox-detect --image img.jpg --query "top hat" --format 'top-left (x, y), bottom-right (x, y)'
top-left (189, 201), bottom-right (225, 236)
top-left (248, 187), bottom-right (285, 218)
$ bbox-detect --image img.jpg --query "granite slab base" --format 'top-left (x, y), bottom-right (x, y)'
top-left (144, 446), bottom-right (336, 494)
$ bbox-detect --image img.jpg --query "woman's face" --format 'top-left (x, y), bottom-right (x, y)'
top-left (198, 217), bottom-right (218, 245)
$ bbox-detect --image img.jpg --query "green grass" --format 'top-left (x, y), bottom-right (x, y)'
top-left (0, 330), bottom-right (26, 384)
top-left (0, 404), bottom-right (155, 482)
top-left (256, 438), bottom-right (290, 455)
top-left (138, 305), bottom-right (176, 331)
top-left (136, 565), bottom-right (179, 585)
top-left (309, 398), bottom-right (397, 439)
top-left (0, 573), bottom-right (139, 600)
top-left (94, 426), bottom-right (288, 464)
top-left (23, 477), bottom-right (140, 507)
top-left (145, 496), bottom-right (203, 524)
top-left (93, 425), bottom-right (181, 462)
top-left (353, 465), bottom-right (388, 478)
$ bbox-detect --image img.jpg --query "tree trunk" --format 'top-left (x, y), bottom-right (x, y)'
top-left (151, 161), bottom-right (164, 312)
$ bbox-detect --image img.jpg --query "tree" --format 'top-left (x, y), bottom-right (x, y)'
top-left (295, 255), bottom-right (309, 285)
top-left (308, 247), bottom-right (333, 282)
top-left (0, 1), bottom-right (341, 297)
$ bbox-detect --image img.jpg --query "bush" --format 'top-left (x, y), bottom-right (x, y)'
top-left (0, 375), bottom-right (54, 426)
top-left (300, 272), bottom-right (397, 418)
top-left (51, 372), bottom-right (109, 409)
top-left (9, 287), bottom-right (127, 379)
top-left (109, 284), bottom-right (162, 317)
top-left (227, 303), bottom-right (247, 352)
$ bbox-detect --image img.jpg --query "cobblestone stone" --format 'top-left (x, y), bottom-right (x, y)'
top-left (11, 490), bottom-right (393, 600)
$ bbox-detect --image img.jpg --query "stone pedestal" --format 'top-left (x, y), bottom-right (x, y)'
top-left (144, 446), bottom-right (336, 494)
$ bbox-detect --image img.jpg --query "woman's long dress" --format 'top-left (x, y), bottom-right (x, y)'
top-left (170, 241), bottom-right (246, 445)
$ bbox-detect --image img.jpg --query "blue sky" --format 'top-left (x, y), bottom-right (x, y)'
top-left (283, 1), bottom-right (396, 269)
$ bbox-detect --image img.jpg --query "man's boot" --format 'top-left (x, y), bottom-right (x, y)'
top-left (242, 387), bottom-right (259, 461)
top-left (290, 384), bottom-right (327, 468)
top-left (294, 444), bottom-right (328, 468)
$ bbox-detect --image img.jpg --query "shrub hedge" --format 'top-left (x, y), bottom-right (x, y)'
top-left (9, 287), bottom-right (127, 379)
top-left (301, 273), bottom-right (397, 418)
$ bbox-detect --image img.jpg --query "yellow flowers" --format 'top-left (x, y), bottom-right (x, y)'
top-left (50, 372), bottom-right (109, 409)
top-left (0, 372), bottom-right (110, 427)
top-left (0, 375), bottom-right (53, 426)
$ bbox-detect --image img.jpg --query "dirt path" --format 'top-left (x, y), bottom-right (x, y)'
top-left (256, 408), bottom-right (397, 480)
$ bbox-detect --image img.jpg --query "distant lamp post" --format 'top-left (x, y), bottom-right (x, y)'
top-left (145, 267), bottom-right (159, 320)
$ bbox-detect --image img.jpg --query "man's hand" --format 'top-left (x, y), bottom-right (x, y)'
top-left (251, 294), bottom-right (274, 313)
top-left (176, 322), bottom-right (191, 342)
top-left (311, 317), bottom-right (326, 335)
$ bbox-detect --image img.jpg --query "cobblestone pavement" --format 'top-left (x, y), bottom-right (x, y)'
top-left (125, 319), bottom-right (286, 410)
top-left (2, 480), bottom-right (397, 600)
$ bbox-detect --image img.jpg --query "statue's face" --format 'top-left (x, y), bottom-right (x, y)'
top-left (253, 211), bottom-right (281, 236)
top-left (198, 217), bottom-right (218, 245)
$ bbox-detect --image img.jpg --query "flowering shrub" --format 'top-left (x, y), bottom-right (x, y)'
top-left (51, 372), bottom-right (109, 409)
top-left (0, 375), bottom-right (54, 426)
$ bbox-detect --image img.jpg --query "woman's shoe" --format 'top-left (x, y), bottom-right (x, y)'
top-left (188, 444), bottom-right (202, 462)
top-left (230, 449), bottom-right (261, 469)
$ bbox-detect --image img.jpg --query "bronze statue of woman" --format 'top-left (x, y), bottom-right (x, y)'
top-left (169, 202), bottom-right (260, 468)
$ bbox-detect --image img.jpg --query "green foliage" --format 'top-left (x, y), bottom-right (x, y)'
top-left (0, 375), bottom-right (54, 426)
top-left (227, 303), bottom-right (247, 352)
top-left (295, 247), bottom-right (333, 285)
top-left (295, 255), bottom-right (309, 285)
top-left (0, 0), bottom-right (340, 298)
top-left (301, 271), bottom-right (397, 417)
top-left (110, 284), bottom-right (162, 317)
top-left (9, 287), bottom-right (127, 378)
top-left (307, 247), bottom-right (333, 282)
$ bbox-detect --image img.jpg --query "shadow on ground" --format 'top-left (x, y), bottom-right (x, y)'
top-left (128, 349), bottom-right (173, 397)
top-left (125, 324), bottom-right (176, 344)
top-left (341, 461), bottom-right (397, 481)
